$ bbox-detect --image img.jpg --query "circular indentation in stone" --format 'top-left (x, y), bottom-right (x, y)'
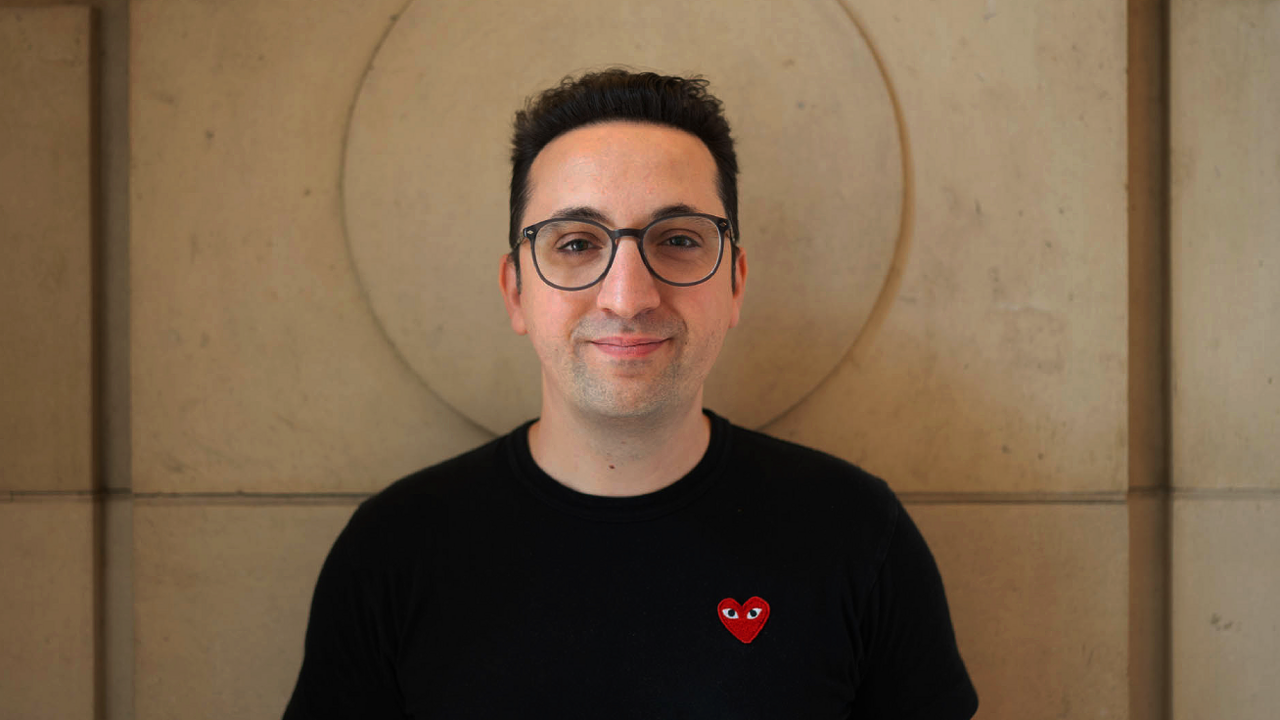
top-left (343, 0), bottom-right (903, 433)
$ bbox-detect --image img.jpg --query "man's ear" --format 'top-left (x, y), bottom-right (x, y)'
top-left (728, 246), bottom-right (747, 329)
top-left (499, 252), bottom-right (528, 335)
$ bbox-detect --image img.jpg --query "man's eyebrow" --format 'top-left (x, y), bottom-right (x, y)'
top-left (548, 206), bottom-right (611, 224)
top-left (548, 204), bottom-right (704, 227)
top-left (648, 203), bottom-right (700, 221)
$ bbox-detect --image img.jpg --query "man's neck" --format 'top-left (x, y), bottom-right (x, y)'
top-left (527, 398), bottom-right (712, 497)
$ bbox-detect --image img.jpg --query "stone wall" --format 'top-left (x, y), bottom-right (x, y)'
top-left (1, 1), bottom-right (1275, 718)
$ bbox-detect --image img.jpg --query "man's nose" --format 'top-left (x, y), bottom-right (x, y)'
top-left (595, 237), bottom-right (660, 319)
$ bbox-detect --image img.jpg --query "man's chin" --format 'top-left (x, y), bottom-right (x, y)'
top-left (573, 388), bottom-right (685, 424)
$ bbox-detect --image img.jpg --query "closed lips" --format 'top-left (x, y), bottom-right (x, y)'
top-left (592, 336), bottom-right (666, 346)
top-left (589, 337), bottom-right (668, 357)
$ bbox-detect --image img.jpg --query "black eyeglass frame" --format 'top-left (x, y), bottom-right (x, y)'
top-left (519, 213), bottom-right (732, 292)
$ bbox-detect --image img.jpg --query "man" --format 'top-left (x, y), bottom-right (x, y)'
top-left (285, 69), bottom-right (977, 718)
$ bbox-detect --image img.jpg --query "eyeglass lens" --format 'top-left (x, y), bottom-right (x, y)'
top-left (531, 215), bottom-right (722, 289)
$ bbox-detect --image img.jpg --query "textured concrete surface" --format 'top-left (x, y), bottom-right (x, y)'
top-left (912, 502), bottom-right (1130, 720)
top-left (768, 0), bottom-right (1130, 495)
top-left (0, 501), bottom-right (96, 720)
top-left (133, 501), bottom-right (355, 720)
top-left (1167, 5), bottom-right (1280, 717)
top-left (130, 0), bottom-right (490, 494)
top-left (1171, 0), bottom-right (1280, 491)
top-left (1171, 497), bottom-right (1280, 720)
top-left (0, 6), bottom-right (93, 492)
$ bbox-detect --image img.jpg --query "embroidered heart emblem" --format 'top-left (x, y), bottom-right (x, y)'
top-left (717, 597), bottom-right (770, 644)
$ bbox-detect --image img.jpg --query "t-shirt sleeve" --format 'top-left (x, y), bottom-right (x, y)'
top-left (283, 503), bottom-right (410, 719)
top-left (850, 500), bottom-right (979, 720)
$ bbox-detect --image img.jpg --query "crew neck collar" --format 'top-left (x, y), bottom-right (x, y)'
top-left (504, 409), bottom-right (732, 523)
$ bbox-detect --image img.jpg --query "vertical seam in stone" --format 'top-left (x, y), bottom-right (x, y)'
top-left (1126, 0), bottom-right (1172, 718)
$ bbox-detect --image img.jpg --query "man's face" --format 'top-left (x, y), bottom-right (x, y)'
top-left (499, 121), bottom-right (747, 422)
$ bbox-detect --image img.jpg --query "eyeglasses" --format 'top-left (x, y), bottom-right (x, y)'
top-left (519, 213), bottom-right (731, 291)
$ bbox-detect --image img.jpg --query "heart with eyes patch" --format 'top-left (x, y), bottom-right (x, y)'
top-left (717, 597), bottom-right (770, 644)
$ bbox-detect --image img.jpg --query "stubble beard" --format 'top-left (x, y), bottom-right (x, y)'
top-left (566, 314), bottom-right (695, 423)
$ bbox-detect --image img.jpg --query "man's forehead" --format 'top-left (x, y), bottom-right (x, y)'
top-left (532, 122), bottom-right (714, 175)
top-left (524, 122), bottom-right (721, 222)
top-left (540, 120), bottom-right (708, 155)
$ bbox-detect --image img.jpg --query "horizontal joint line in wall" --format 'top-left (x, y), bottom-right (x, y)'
top-left (1, 489), bottom-right (372, 504)
top-left (132, 491), bottom-right (373, 505)
top-left (898, 491), bottom-right (1127, 505)
top-left (1169, 487), bottom-right (1280, 501)
top-left (2, 489), bottom-right (115, 503)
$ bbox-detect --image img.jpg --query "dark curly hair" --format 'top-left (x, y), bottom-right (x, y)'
top-left (508, 69), bottom-right (740, 284)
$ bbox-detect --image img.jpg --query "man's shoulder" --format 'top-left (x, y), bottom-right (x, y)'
top-left (729, 423), bottom-right (893, 495)
top-left (724, 422), bottom-right (902, 537)
top-left (345, 430), bottom-right (516, 534)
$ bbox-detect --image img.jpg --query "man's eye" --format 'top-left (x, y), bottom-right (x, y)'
top-left (661, 234), bottom-right (701, 248)
top-left (556, 237), bottom-right (599, 252)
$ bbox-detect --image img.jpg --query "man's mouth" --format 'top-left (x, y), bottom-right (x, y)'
top-left (589, 336), bottom-right (669, 358)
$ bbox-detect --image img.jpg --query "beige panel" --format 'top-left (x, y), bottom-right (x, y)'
top-left (0, 7), bottom-right (93, 491)
top-left (910, 502), bottom-right (1129, 719)
top-left (1171, 0), bottom-right (1280, 490)
top-left (130, 0), bottom-right (490, 494)
top-left (0, 501), bottom-right (96, 720)
top-left (1171, 497), bottom-right (1280, 720)
top-left (768, 1), bottom-right (1129, 494)
top-left (133, 501), bottom-right (356, 720)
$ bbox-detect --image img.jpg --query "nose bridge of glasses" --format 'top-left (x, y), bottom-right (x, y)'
top-left (606, 231), bottom-right (651, 275)
top-left (606, 228), bottom-right (653, 272)
top-left (608, 226), bottom-right (647, 244)
top-left (596, 231), bottom-right (660, 309)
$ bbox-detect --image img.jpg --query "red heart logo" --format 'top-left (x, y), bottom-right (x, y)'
top-left (717, 597), bottom-right (770, 644)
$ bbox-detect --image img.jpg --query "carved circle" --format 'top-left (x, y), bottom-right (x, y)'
top-left (343, 0), bottom-right (903, 433)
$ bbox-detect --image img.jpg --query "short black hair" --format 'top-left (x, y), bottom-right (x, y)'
top-left (508, 69), bottom-right (740, 275)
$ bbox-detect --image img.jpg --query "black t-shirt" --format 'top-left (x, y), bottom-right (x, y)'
top-left (284, 411), bottom-right (978, 719)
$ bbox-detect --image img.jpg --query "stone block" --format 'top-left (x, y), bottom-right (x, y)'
top-left (133, 500), bottom-right (356, 720)
top-left (1170, 0), bottom-right (1280, 490)
top-left (130, 0), bottom-right (490, 494)
top-left (0, 6), bottom-right (93, 491)
top-left (910, 501), bottom-right (1129, 718)
top-left (0, 500), bottom-right (96, 720)
top-left (1171, 496), bottom-right (1280, 720)
top-left (768, 0), bottom-right (1129, 494)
